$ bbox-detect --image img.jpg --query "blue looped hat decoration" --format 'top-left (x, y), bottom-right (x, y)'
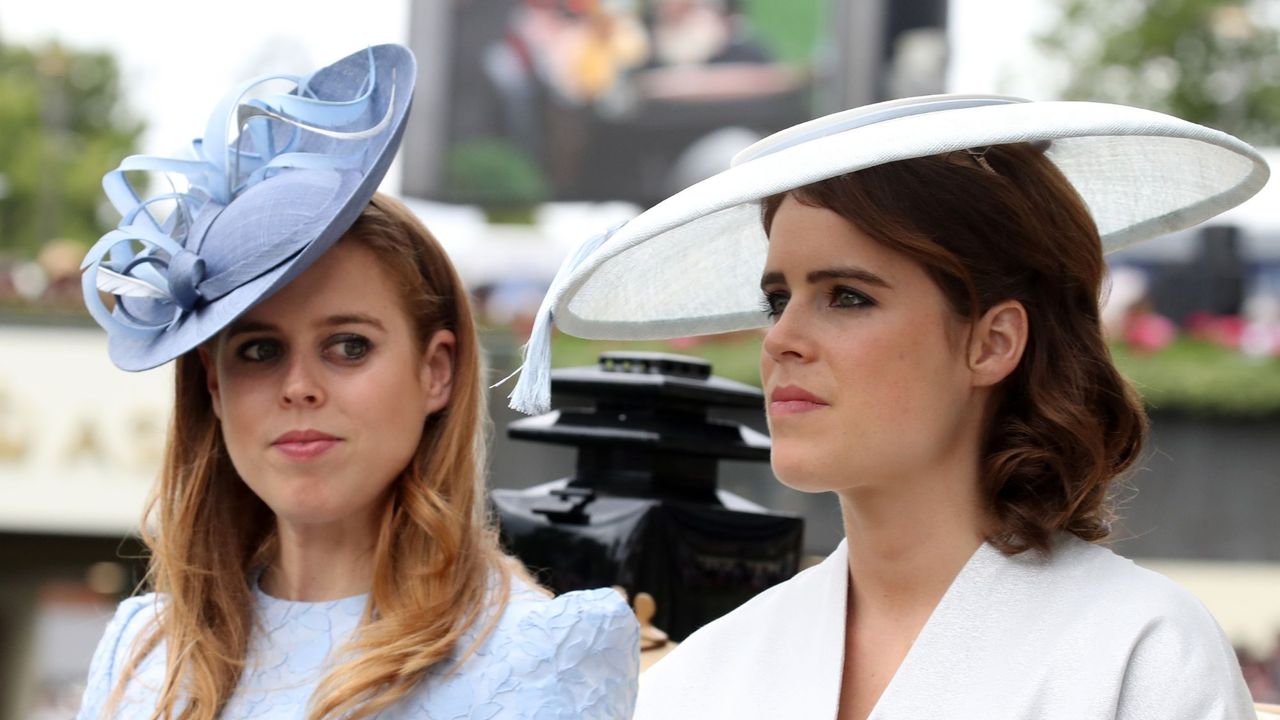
top-left (81, 44), bottom-right (416, 371)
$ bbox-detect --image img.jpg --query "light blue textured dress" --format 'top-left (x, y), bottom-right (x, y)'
top-left (76, 575), bottom-right (639, 719)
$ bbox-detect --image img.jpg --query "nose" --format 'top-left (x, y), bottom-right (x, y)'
top-left (279, 354), bottom-right (326, 408)
top-left (761, 301), bottom-right (815, 364)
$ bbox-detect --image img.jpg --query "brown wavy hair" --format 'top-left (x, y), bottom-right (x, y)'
top-left (105, 193), bottom-right (523, 719)
top-left (761, 143), bottom-right (1147, 555)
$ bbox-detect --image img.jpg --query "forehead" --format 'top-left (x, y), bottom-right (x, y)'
top-left (238, 242), bottom-right (404, 324)
top-left (763, 196), bottom-right (917, 281)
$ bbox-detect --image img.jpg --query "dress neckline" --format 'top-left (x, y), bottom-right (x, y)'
top-left (250, 568), bottom-right (370, 616)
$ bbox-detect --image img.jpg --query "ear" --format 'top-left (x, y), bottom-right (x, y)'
top-left (967, 300), bottom-right (1028, 388)
top-left (196, 345), bottom-right (223, 419)
top-left (420, 329), bottom-right (457, 415)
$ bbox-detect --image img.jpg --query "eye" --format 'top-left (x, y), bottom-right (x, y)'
top-left (760, 291), bottom-right (789, 320)
top-left (829, 286), bottom-right (873, 309)
top-left (236, 339), bottom-right (282, 363)
top-left (326, 334), bottom-right (372, 362)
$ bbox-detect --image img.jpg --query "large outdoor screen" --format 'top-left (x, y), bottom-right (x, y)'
top-left (432, 0), bottom-right (826, 209)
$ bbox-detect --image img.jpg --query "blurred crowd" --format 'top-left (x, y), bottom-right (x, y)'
top-left (493, 0), bottom-right (774, 106)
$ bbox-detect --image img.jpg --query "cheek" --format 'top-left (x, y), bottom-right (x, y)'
top-left (850, 328), bottom-right (970, 453)
top-left (214, 372), bottom-right (273, 441)
top-left (359, 355), bottom-right (428, 417)
top-left (346, 358), bottom-right (430, 466)
top-left (829, 324), bottom-right (921, 413)
top-left (211, 372), bottom-right (278, 488)
top-left (848, 311), bottom-right (963, 406)
top-left (769, 315), bottom-right (970, 488)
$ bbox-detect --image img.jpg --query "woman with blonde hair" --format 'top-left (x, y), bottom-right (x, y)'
top-left (511, 95), bottom-right (1269, 718)
top-left (76, 45), bottom-right (638, 719)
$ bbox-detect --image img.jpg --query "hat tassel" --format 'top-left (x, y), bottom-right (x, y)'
top-left (503, 224), bottom-right (621, 415)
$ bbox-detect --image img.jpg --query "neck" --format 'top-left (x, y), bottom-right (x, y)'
top-left (837, 461), bottom-right (989, 619)
top-left (260, 503), bottom-right (384, 602)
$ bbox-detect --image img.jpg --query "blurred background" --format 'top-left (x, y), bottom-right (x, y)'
top-left (2, 0), bottom-right (1279, 716)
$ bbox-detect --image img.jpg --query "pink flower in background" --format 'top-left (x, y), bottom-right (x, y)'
top-left (1123, 311), bottom-right (1177, 353)
top-left (1186, 312), bottom-right (1246, 350)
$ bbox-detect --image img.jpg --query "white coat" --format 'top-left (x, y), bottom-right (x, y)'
top-left (636, 534), bottom-right (1257, 719)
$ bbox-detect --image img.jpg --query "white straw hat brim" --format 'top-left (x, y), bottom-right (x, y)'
top-left (505, 94), bottom-right (1269, 414)
top-left (552, 97), bottom-right (1268, 341)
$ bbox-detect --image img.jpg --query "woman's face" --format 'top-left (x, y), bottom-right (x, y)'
top-left (200, 241), bottom-right (454, 527)
top-left (759, 196), bottom-right (979, 493)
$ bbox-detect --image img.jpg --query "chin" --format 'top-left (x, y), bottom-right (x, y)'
top-left (268, 495), bottom-right (347, 525)
top-left (272, 502), bottom-right (362, 527)
top-left (255, 480), bottom-right (353, 525)
top-left (769, 448), bottom-right (843, 494)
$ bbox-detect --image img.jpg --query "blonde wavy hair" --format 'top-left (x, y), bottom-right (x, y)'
top-left (105, 193), bottom-right (521, 719)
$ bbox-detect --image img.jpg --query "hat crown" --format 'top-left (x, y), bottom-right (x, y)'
top-left (195, 171), bottom-right (343, 260)
top-left (733, 93), bottom-right (1028, 166)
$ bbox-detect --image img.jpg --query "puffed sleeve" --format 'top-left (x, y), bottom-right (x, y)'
top-left (1113, 586), bottom-right (1256, 720)
top-left (423, 586), bottom-right (640, 719)
top-left (77, 594), bottom-right (159, 720)
top-left (506, 587), bottom-right (640, 719)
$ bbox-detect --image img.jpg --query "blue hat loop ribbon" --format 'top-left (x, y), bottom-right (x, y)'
top-left (165, 249), bottom-right (206, 311)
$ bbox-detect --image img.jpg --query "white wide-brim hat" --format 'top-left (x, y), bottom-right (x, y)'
top-left (507, 94), bottom-right (1269, 414)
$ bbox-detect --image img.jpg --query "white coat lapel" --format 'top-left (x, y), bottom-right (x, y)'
top-left (860, 541), bottom-right (1003, 719)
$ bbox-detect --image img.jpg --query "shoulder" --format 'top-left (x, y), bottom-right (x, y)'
top-left (1043, 538), bottom-right (1253, 716)
top-left (638, 544), bottom-right (846, 718)
top-left (87, 593), bottom-right (163, 681)
top-left (1046, 537), bottom-right (1227, 628)
top-left (492, 579), bottom-right (639, 669)
top-left (504, 576), bottom-right (634, 622)
top-left (77, 593), bottom-right (163, 719)
top-left (1028, 537), bottom-right (1241, 652)
top-left (424, 580), bottom-right (638, 719)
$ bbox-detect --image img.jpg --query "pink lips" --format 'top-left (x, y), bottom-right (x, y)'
top-left (272, 429), bottom-right (342, 461)
top-left (769, 385), bottom-right (830, 417)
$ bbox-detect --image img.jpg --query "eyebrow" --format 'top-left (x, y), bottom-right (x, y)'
top-left (760, 266), bottom-right (892, 289)
top-left (225, 313), bottom-right (388, 339)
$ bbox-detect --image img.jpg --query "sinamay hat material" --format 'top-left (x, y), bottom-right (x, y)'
top-left (507, 94), bottom-right (1270, 414)
top-left (81, 44), bottom-right (416, 371)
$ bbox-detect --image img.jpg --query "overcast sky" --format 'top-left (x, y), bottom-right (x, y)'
top-left (0, 0), bottom-right (409, 157)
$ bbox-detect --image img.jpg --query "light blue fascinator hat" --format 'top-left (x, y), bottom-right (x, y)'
top-left (505, 93), bottom-right (1269, 414)
top-left (81, 44), bottom-right (416, 371)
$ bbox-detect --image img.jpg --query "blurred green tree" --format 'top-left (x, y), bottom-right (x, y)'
top-left (0, 41), bottom-right (144, 257)
top-left (1037, 0), bottom-right (1280, 144)
top-left (444, 138), bottom-right (548, 224)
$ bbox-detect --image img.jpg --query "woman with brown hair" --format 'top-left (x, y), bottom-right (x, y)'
top-left (510, 95), bottom-right (1269, 718)
top-left (76, 45), bottom-right (637, 719)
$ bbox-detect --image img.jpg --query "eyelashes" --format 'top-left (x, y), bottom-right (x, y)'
top-left (233, 334), bottom-right (374, 364)
top-left (759, 285), bottom-right (875, 321)
top-left (760, 291), bottom-right (788, 319)
top-left (236, 338), bottom-right (282, 363)
top-left (328, 335), bottom-right (371, 361)
top-left (829, 286), bottom-right (874, 309)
